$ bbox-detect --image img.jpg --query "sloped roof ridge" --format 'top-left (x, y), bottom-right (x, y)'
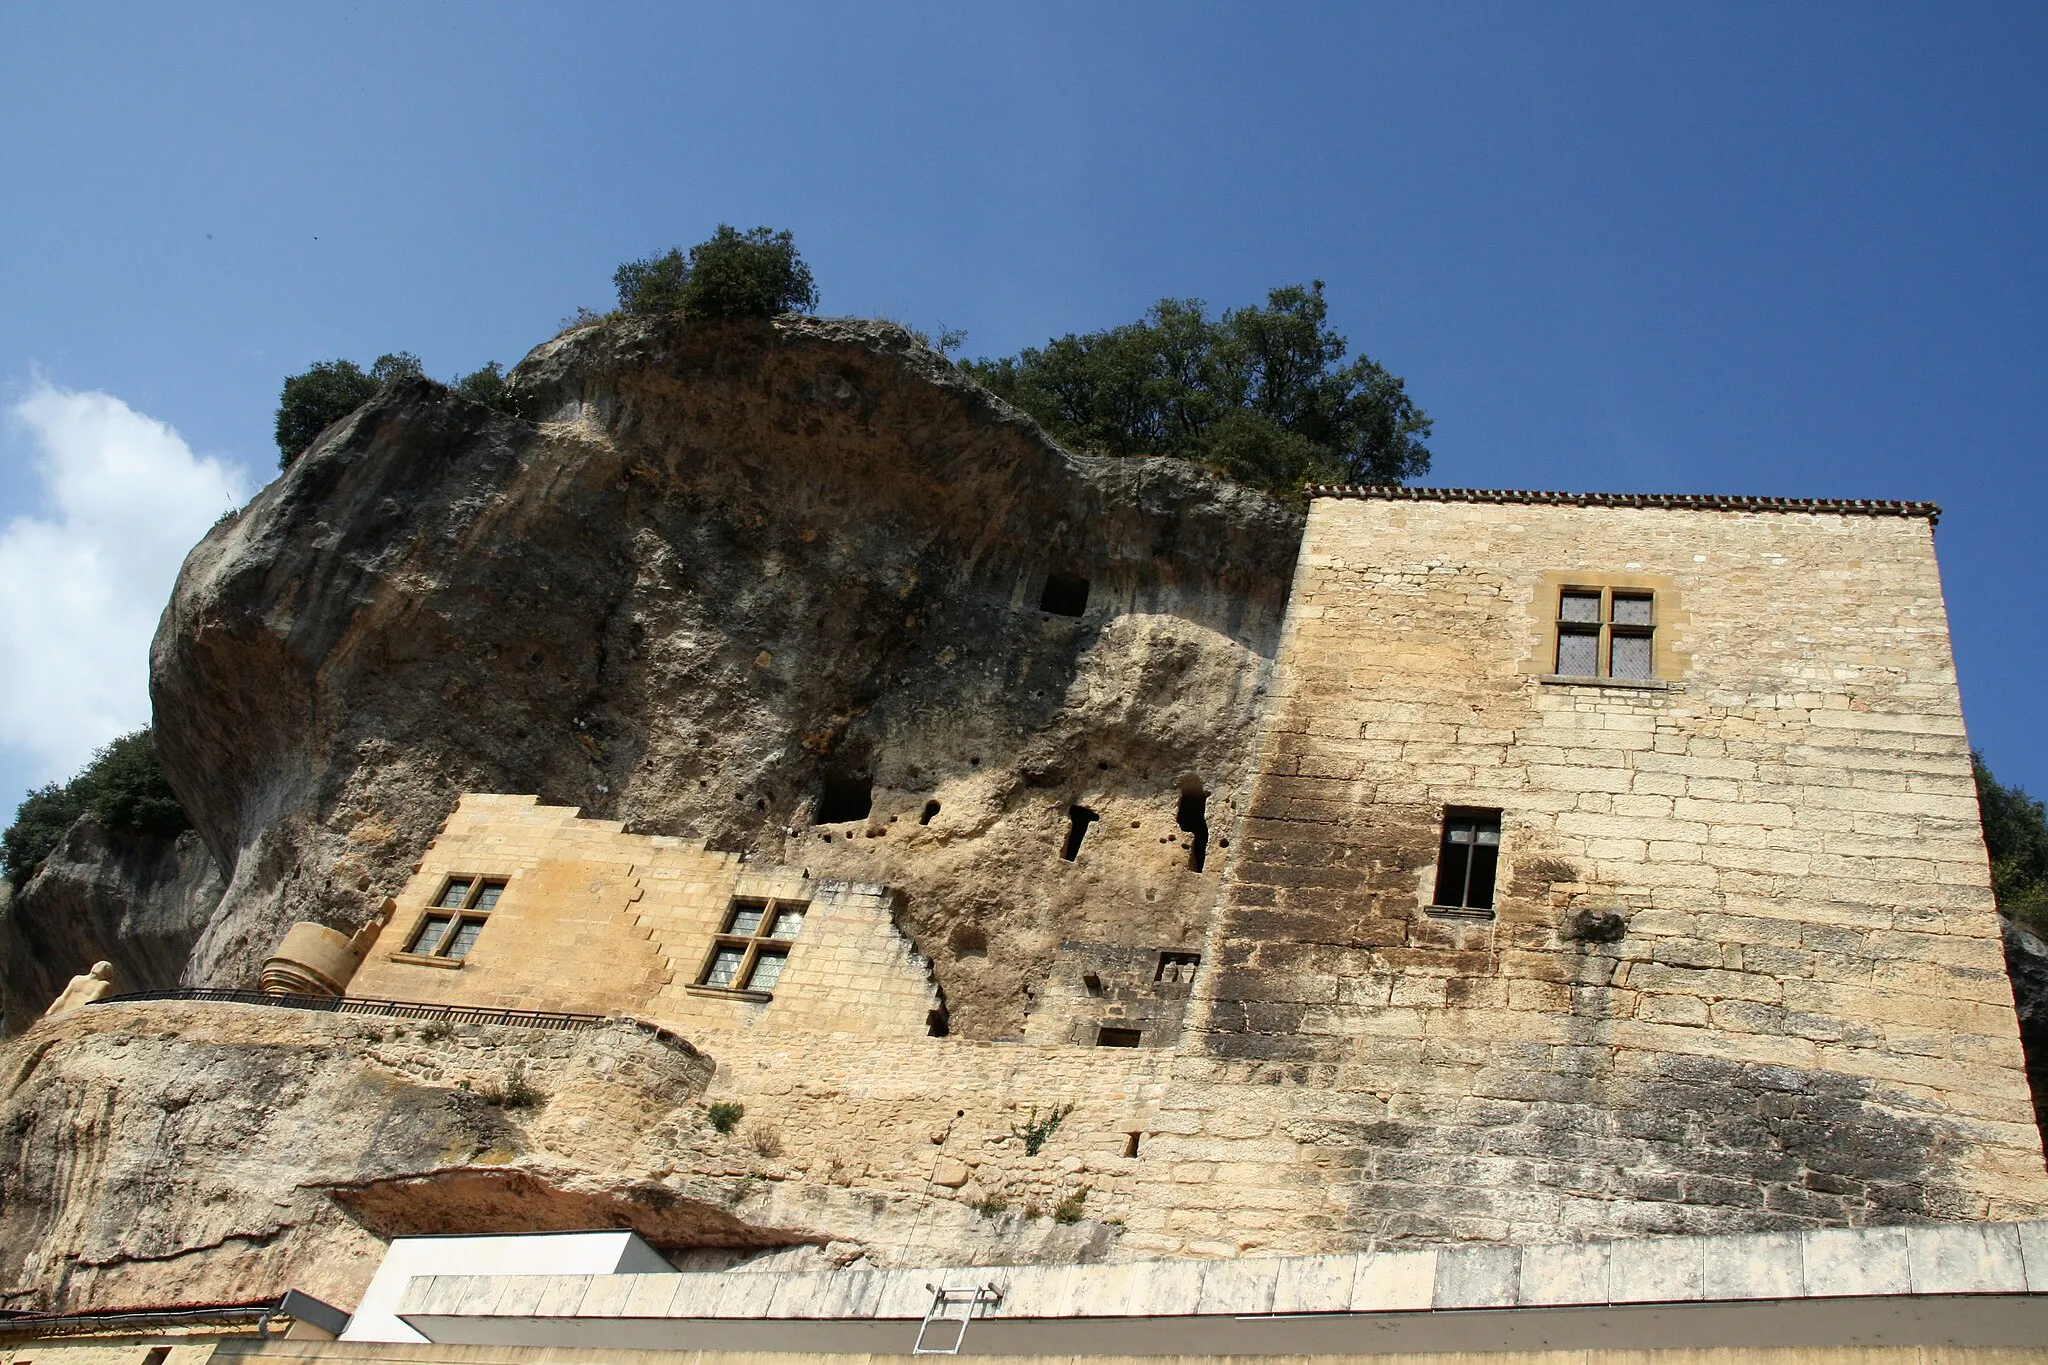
top-left (1312, 484), bottom-right (1940, 524)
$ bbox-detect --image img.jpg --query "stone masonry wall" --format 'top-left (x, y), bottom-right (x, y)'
top-left (348, 796), bottom-right (942, 1041)
top-left (1194, 494), bottom-right (2048, 1243)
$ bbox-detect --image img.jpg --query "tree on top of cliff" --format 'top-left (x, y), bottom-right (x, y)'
top-left (614, 225), bottom-right (819, 319)
top-left (1977, 752), bottom-right (2048, 928)
top-left (274, 352), bottom-right (421, 469)
top-left (2, 729), bottom-right (190, 885)
top-left (959, 282), bottom-right (1431, 497)
top-left (275, 352), bottom-right (519, 469)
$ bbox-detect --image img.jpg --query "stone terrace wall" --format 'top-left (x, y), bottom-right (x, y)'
top-left (1194, 493), bottom-right (2048, 1244)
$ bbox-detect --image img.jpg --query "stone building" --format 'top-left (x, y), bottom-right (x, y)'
top-left (293, 486), bottom-right (2044, 1255)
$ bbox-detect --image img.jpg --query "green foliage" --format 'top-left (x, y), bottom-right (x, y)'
top-left (1, 729), bottom-right (190, 885)
top-left (615, 226), bottom-right (819, 320)
top-left (614, 248), bottom-right (692, 316)
top-left (274, 351), bottom-right (425, 469)
top-left (1976, 753), bottom-right (2048, 928)
top-left (452, 361), bottom-right (519, 415)
top-left (960, 282), bottom-right (1431, 499)
top-left (707, 1100), bottom-right (746, 1134)
top-left (1009, 1102), bottom-right (1074, 1156)
top-left (479, 1063), bottom-right (544, 1109)
top-left (2, 784), bottom-right (85, 887)
top-left (973, 1192), bottom-right (1010, 1218)
top-left (1052, 1186), bottom-right (1090, 1224)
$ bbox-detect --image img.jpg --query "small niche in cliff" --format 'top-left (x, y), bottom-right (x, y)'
top-left (920, 800), bottom-right (940, 825)
top-left (1060, 805), bottom-right (1099, 861)
top-left (816, 775), bottom-right (873, 824)
top-left (1039, 571), bottom-right (1090, 617)
top-left (1177, 788), bottom-right (1210, 872)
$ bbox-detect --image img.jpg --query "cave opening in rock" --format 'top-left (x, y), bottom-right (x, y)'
top-left (1060, 805), bottom-right (1099, 861)
top-left (1177, 787), bottom-right (1210, 872)
top-left (926, 1006), bottom-right (950, 1037)
top-left (815, 775), bottom-right (873, 824)
top-left (920, 800), bottom-right (940, 825)
top-left (1039, 571), bottom-right (1090, 617)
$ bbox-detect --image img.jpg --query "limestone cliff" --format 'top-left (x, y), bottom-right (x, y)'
top-left (150, 315), bottom-right (1301, 1036)
top-left (0, 1001), bottom-right (1108, 1313)
top-left (0, 816), bottom-right (223, 1033)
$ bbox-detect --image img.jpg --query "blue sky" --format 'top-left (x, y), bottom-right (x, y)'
top-left (2, 3), bottom-right (2045, 814)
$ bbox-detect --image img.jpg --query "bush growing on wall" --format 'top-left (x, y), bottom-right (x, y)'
top-left (2, 729), bottom-right (190, 885)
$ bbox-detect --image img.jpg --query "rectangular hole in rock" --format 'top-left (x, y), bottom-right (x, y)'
top-left (1039, 571), bottom-right (1090, 617)
top-left (1060, 804), bottom-right (1099, 861)
top-left (926, 1007), bottom-right (950, 1038)
top-left (1176, 788), bottom-right (1210, 872)
top-left (815, 775), bottom-right (873, 824)
top-left (1096, 1026), bottom-right (1142, 1048)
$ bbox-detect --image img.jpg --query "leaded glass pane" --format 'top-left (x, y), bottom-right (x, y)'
top-left (1611, 633), bottom-right (1653, 680)
top-left (1611, 593), bottom-right (1653, 627)
top-left (769, 907), bottom-right (805, 940)
top-left (437, 880), bottom-right (472, 908)
top-left (726, 904), bottom-right (764, 936)
top-left (410, 915), bottom-right (453, 954)
top-left (472, 882), bottom-right (504, 910)
top-left (747, 950), bottom-right (788, 990)
top-left (1557, 629), bottom-right (1600, 676)
top-left (445, 918), bottom-right (486, 959)
top-left (704, 947), bottom-right (746, 987)
top-left (1559, 591), bottom-right (1602, 624)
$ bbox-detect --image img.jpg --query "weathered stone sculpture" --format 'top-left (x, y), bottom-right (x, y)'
top-left (40, 960), bottom-right (116, 1018)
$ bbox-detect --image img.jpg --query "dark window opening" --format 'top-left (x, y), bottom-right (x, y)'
top-left (144, 1350), bottom-right (171, 1365)
top-left (926, 1006), bottom-right (950, 1038)
top-left (1124, 1132), bottom-right (1142, 1158)
top-left (1060, 805), bottom-right (1099, 861)
top-left (1039, 571), bottom-right (1090, 617)
top-left (1432, 810), bottom-right (1502, 911)
top-left (1082, 971), bottom-right (1104, 996)
top-left (816, 775), bottom-right (873, 824)
top-left (1096, 1026), bottom-right (1142, 1048)
top-left (1156, 950), bottom-right (1201, 984)
top-left (1176, 788), bottom-right (1210, 872)
top-left (920, 800), bottom-right (941, 825)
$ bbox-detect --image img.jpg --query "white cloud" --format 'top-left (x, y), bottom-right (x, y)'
top-left (0, 382), bottom-right (249, 785)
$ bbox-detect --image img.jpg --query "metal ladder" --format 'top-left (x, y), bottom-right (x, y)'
top-left (912, 1282), bottom-right (1003, 1355)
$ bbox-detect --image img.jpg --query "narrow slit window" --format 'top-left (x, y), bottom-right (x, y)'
top-left (1176, 789), bottom-right (1210, 872)
top-left (1432, 811), bottom-right (1502, 912)
top-left (1124, 1132), bottom-right (1142, 1158)
top-left (1061, 805), bottom-right (1099, 861)
top-left (698, 895), bottom-right (810, 995)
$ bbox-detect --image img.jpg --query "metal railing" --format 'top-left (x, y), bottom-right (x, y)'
top-left (94, 987), bottom-right (608, 1032)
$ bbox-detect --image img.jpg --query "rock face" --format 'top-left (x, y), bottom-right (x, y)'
top-left (2003, 916), bottom-right (2048, 1142)
top-left (150, 315), bottom-right (1300, 1036)
top-left (0, 1001), bottom-right (1105, 1313)
top-left (0, 816), bottom-right (223, 1034)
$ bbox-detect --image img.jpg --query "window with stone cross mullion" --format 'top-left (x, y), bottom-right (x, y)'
top-left (699, 896), bottom-right (806, 991)
top-left (1556, 586), bottom-right (1655, 679)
